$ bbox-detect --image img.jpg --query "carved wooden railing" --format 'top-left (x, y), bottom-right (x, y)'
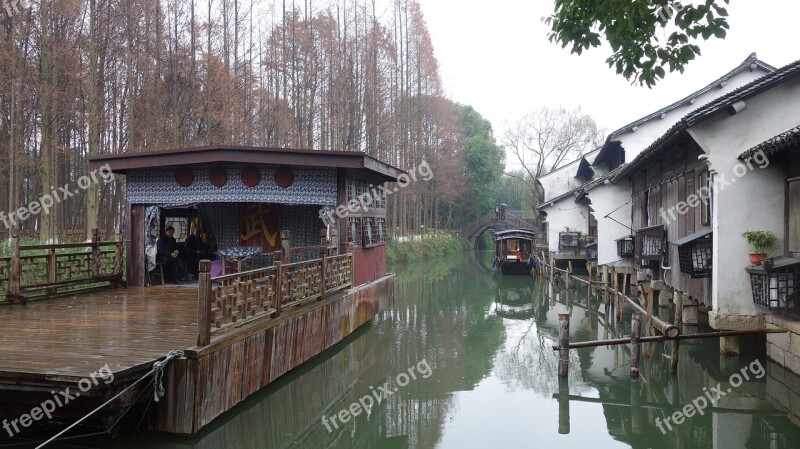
top-left (2, 229), bottom-right (124, 304)
top-left (197, 243), bottom-right (355, 345)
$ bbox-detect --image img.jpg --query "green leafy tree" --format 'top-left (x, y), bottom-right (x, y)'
top-left (458, 105), bottom-right (505, 223)
top-left (545, 0), bottom-right (730, 87)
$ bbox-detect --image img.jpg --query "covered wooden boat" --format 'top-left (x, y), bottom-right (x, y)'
top-left (493, 229), bottom-right (536, 275)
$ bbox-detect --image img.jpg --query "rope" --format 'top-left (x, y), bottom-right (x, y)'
top-left (36, 350), bottom-right (184, 449)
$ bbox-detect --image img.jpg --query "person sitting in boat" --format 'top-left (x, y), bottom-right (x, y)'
top-left (157, 226), bottom-right (193, 284)
top-left (516, 251), bottom-right (523, 261)
top-left (493, 255), bottom-right (502, 267)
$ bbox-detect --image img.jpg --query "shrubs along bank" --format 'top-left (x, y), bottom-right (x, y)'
top-left (387, 232), bottom-right (468, 264)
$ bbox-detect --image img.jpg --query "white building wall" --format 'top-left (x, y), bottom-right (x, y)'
top-left (589, 183), bottom-right (633, 265)
top-left (688, 77), bottom-right (800, 318)
top-left (539, 164), bottom-right (585, 203)
top-left (542, 200), bottom-right (588, 253)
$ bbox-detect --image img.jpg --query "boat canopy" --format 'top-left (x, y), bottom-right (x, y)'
top-left (494, 229), bottom-right (536, 241)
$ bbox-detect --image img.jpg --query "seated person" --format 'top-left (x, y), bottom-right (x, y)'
top-left (183, 228), bottom-right (215, 276)
top-left (157, 226), bottom-right (192, 283)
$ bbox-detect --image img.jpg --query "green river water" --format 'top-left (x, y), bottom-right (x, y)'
top-left (15, 250), bottom-right (800, 448)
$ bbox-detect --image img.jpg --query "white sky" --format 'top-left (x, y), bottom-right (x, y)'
top-left (414, 0), bottom-right (799, 156)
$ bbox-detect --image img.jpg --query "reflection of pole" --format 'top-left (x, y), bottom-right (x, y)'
top-left (558, 314), bottom-right (570, 378)
top-left (558, 378), bottom-right (570, 434)
top-left (631, 313), bottom-right (641, 378)
top-left (630, 379), bottom-right (641, 434)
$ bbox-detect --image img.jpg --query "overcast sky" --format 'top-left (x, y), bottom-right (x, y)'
top-left (413, 0), bottom-right (799, 145)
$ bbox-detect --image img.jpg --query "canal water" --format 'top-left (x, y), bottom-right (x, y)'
top-left (22, 251), bottom-right (800, 448)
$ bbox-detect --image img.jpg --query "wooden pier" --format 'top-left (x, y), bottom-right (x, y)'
top-left (0, 244), bottom-right (395, 438)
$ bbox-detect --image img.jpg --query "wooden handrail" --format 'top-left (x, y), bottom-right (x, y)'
top-left (197, 243), bottom-right (356, 346)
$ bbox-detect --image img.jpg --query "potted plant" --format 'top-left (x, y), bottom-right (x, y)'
top-left (742, 230), bottom-right (777, 265)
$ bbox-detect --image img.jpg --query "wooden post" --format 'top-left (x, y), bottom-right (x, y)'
top-left (566, 261), bottom-right (573, 289)
top-left (614, 270), bottom-right (622, 326)
top-left (9, 230), bottom-right (20, 302)
top-left (46, 248), bottom-right (57, 296)
top-left (630, 313), bottom-right (641, 378)
top-left (319, 241), bottom-right (327, 300)
top-left (235, 258), bottom-right (244, 273)
top-left (273, 251), bottom-right (283, 317)
top-left (91, 228), bottom-right (100, 278)
top-left (197, 260), bottom-right (212, 347)
top-left (281, 230), bottom-right (291, 263)
top-left (671, 291), bottom-right (683, 373)
top-left (114, 228), bottom-right (123, 283)
top-left (558, 313), bottom-right (570, 378)
top-left (558, 378), bottom-right (570, 434)
top-left (348, 242), bottom-right (356, 287)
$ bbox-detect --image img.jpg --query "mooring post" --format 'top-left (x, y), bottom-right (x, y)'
top-left (197, 260), bottom-right (212, 347)
top-left (46, 248), bottom-right (57, 296)
top-left (558, 378), bottom-right (570, 434)
top-left (671, 292), bottom-right (684, 373)
top-left (567, 261), bottom-right (573, 289)
top-left (273, 250), bottom-right (283, 318)
top-left (630, 313), bottom-right (641, 378)
top-left (558, 313), bottom-right (570, 378)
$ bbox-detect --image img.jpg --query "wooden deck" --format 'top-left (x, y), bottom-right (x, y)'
top-left (0, 287), bottom-right (198, 380)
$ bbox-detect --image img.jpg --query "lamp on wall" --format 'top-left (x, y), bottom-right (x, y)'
top-left (675, 229), bottom-right (712, 278)
top-left (746, 257), bottom-right (800, 309)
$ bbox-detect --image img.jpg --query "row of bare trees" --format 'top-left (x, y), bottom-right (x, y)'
top-left (0, 0), bottom-right (475, 240)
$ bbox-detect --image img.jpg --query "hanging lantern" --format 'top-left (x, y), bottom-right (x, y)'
top-left (585, 242), bottom-right (598, 261)
top-left (675, 229), bottom-right (712, 278)
top-left (616, 236), bottom-right (634, 258)
top-left (746, 257), bottom-right (800, 309)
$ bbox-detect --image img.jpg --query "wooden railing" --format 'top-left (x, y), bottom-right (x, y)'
top-left (2, 229), bottom-right (124, 304)
top-left (197, 243), bottom-right (355, 346)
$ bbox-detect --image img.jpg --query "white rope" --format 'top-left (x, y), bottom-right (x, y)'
top-left (36, 350), bottom-right (184, 449)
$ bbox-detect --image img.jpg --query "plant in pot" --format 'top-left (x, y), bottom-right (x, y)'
top-left (741, 230), bottom-right (777, 265)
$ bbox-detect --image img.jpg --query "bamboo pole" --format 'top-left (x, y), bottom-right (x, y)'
top-left (558, 378), bottom-right (570, 434)
top-left (554, 328), bottom-right (788, 350)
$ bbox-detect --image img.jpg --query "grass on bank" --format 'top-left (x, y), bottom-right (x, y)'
top-left (387, 231), bottom-right (469, 264)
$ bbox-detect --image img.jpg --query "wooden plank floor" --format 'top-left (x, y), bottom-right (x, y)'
top-left (0, 286), bottom-right (199, 380)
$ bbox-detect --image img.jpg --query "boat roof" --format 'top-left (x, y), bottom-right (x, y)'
top-left (494, 229), bottom-right (536, 240)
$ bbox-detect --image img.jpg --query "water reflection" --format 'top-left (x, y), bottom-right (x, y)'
top-left (27, 250), bottom-right (800, 448)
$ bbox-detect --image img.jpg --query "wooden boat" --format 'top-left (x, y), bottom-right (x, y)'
top-left (494, 229), bottom-right (536, 275)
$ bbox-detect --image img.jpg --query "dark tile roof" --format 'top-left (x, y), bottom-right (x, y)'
top-left (739, 125), bottom-right (800, 159)
top-left (614, 57), bottom-right (800, 181)
top-left (593, 53), bottom-right (774, 167)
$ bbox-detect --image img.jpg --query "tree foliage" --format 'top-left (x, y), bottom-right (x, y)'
top-left (458, 105), bottom-right (505, 223)
top-left (545, 0), bottom-right (730, 87)
top-left (502, 106), bottom-right (603, 211)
